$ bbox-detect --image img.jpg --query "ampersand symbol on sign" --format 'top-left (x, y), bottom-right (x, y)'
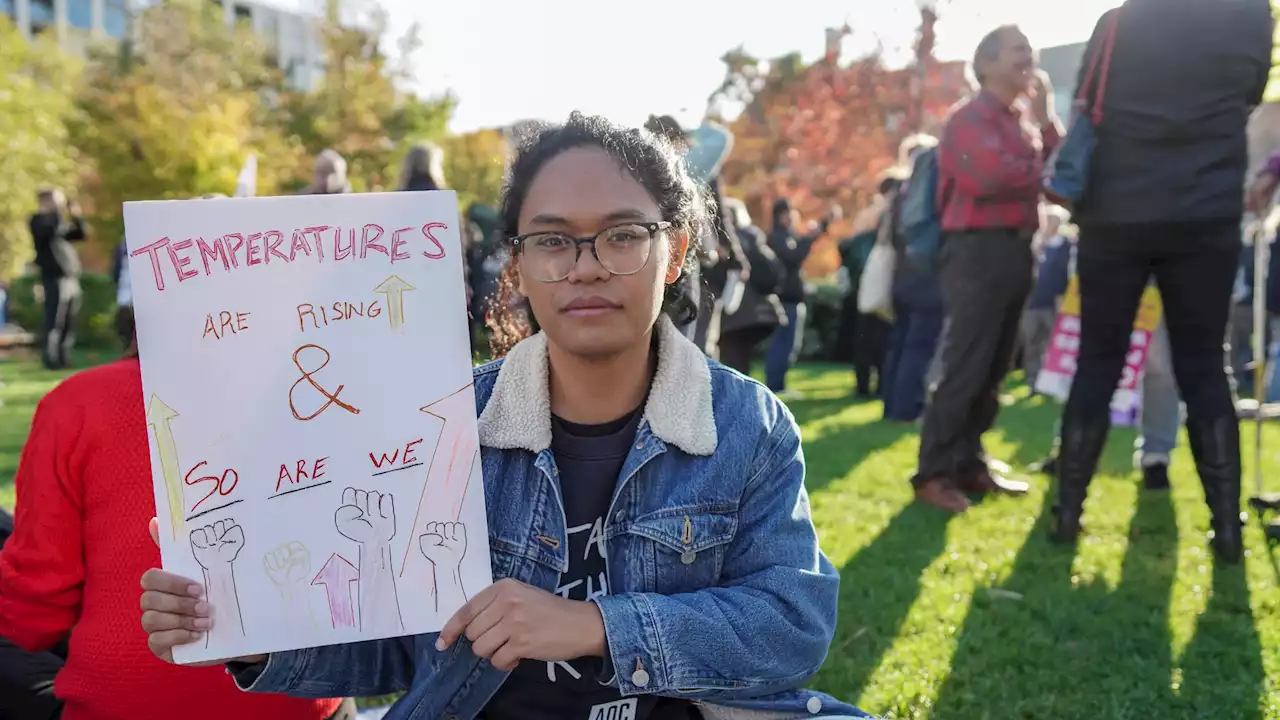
top-left (289, 344), bottom-right (361, 421)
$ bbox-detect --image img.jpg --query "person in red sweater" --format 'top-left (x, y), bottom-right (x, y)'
top-left (0, 347), bottom-right (354, 720)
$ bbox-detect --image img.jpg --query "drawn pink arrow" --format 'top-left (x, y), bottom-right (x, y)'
top-left (311, 553), bottom-right (359, 629)
top-left (399, 384), bottom-right (479, 577)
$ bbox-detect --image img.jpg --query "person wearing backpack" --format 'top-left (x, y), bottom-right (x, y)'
top-left (28, 189), bottom-right (85, 371)
top-left (718, 198), bottom-right (787, 375)
top-left (881, 135), bottom-right (945, 423)
top-left (911, 25), bottom-right (1061, 513)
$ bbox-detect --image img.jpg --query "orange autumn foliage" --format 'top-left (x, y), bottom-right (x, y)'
top-left (715, 50), bottom-right (968, 279)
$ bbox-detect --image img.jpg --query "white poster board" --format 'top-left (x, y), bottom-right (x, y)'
top-left (124, 191), bottom-right (492, 664)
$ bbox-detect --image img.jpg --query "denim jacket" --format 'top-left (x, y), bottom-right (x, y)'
top-left (236, 317), bottom-right (872, 720)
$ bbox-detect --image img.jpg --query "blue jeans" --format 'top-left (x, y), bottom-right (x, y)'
top-left (766, 302), bottom-right (806, 391)
top-left (883, 281), bottom-right (944, 421)
top-left (1136, 320), bottom-right (1181, 467)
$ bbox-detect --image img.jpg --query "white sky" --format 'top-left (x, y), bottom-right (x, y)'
top-left (291, 0), bottom-right (1121, 132)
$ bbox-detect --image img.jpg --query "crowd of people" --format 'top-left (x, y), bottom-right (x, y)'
top-left (1, 0), bottom-right (1277, 717)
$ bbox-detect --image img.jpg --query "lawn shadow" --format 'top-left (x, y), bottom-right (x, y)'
top-left (815, 504), bottom-right (955, 701)
top-left (1177, 560), bottom-right (1264, 718)
top-left (989, 385), bottom-right (1141, 477)
top-left (929, 487), bottom-right (1183, 717)
top-left (797, 412), bottom-right (916, 495)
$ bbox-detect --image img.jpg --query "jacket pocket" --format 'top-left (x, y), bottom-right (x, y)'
top-left (625, 507), bottom-right (738, 594)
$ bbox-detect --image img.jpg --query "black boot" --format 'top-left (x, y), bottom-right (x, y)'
top-left (1051, 417), bottom-right (1110, 544)
top-left (1186, 415), bottom-right (1244, 564)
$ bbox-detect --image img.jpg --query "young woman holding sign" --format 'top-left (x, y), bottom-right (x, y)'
top-left (137, 113), bottom-right (869, 720)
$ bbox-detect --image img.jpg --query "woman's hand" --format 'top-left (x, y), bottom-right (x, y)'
top-left (140, 517), bottom-right (265, 667)
top-left (435, 578), bottom-right (606, 671)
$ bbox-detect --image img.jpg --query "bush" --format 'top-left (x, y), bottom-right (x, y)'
top-left (801, 281), bottom-right (847, 362)
top-left (8, 272), bottom-right (120, 350)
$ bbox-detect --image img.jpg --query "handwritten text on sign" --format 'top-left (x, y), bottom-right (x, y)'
top-left (1035, 276), bottom-right (1164, 423)
top-left (126, 191), bottom-right (492, 664)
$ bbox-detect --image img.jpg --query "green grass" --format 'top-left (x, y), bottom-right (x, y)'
top-left (1, 356), bottom-right (1277, 718)
top-left (0, 349), bottom-right (119, 509)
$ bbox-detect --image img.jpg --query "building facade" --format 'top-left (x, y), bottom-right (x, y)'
top-left (2, 0), bottom-right (323, 90)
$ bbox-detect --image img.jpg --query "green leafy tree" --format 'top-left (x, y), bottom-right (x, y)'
top-left (0, 16), bottom-right (84, 278)
top-left (442, 129), bottom-right (508, 211)
top-left (283, 1), bottom-right (453, 192)
top-left (73, 0), bottom-right (300, 244)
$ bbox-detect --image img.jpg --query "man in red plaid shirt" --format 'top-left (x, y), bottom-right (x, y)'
top-left (913, 24), bottom-right (1062, 513)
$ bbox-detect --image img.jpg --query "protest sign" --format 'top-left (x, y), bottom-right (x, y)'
top-left (1035, 276), bottom-right (1163, 422)
top-left (125, 191), bottom-right (491, 664)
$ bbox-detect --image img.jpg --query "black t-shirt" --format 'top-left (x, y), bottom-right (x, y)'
top-left (481, 407), bottom-right (697, 720)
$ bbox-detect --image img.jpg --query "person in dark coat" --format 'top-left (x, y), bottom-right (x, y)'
top-left (717, 198), bottom-right (786, 374)
top-left (29, 189), bottom-right (84, 370)
top-left (764, 199), bottom-right (833, 395)
top-left (1050, 0), bottom-right (1273, 563)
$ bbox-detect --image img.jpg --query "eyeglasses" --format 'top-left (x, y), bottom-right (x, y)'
top-left (511, 222), bottom-right (671, 283)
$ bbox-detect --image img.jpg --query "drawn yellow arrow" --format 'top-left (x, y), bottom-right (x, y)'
top-left (374, 274), bottom-right (417, 330)
top-left (146, 394), bottom-right (184, 540)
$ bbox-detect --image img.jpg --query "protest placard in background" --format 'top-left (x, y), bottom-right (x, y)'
top-left (125, 191), bottom-right (491, 664)
top-left (1035, 277), bottom-right (1164, 424)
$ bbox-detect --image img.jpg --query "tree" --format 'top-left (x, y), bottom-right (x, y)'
top-left (74, 0), bottom-right (299, 245)
top-left (282, 1), bottom-right (453, 192)
top-left (0, 16), bottom-right (85, 278)
top-left (442, 128), bottom-right (508, 211)
top-left (713, 41), bottom-right (967, 278)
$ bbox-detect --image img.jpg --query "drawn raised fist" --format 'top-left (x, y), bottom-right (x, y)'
top-left (263, 541), bottom-right (312, 588)
top-left (419, 521), bottom-right (467, 569)
top-left (190, 519), bottom-right (245, 569)
top-left (335, 488), bottom-right (396, 546)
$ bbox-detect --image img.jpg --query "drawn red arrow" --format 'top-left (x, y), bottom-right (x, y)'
top-left (311, 553), bottom-right (358, 629)
top-left (399, 384), bottom-right (479, 577)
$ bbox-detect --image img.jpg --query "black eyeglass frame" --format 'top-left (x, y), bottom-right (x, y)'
top-left (509, 221), bottom-right (673, 283)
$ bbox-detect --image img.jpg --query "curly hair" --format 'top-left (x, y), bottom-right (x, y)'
top-left (485, 112), bottom-right (711, 358)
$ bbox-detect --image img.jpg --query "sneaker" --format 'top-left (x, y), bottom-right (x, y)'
top-left (1142, 463), bottom-right (1170, 491)
top-left (776, 389), bottom-right (804, 402)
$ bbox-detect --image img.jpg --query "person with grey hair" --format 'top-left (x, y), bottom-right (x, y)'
top-left (399, 141), bottom-right (446, 191)
top-left (301, 149), bottom-right (352, 195)
top-left (881, 134), bottom-right (945, 421)
top-left (910, 24), bottom-right (1061, 513)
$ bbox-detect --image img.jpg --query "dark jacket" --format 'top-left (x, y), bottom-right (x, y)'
top-left (1027, 237), bottom-right (1074, 310)
top-left (402, 174), bottom-right (441, 192)
top-left (701, 179), bottom-right (749, 294)
top-left (1075, 0), bottom-right (1273, 224)
top-left (767, 223), bottom-right (825, 304)
top-left (29, 212), bottom-right (85, 279)
top-left (721, 225), bottom-right (786, 334)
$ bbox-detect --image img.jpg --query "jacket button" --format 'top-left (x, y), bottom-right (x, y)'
top-left (632, 668), bottom-right (650, 687)
top-left (680, 551), bottom-right (696, 565)
top-left (807, 696), bottom-right (822, 714)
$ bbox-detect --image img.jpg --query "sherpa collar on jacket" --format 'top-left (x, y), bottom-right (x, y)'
top-left (477, 315), bottom-right (717, 457)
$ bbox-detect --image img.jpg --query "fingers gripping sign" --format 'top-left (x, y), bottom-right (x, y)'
top-left (188, 519), bottom-right (246, 647)
top-left (434, 579), bottom-right (608, 672)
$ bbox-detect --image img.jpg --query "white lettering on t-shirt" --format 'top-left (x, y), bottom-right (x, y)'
top-left (546, 516), bottom-right (610, 682)
top-left (589, 698), bottom-right (638, 720)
